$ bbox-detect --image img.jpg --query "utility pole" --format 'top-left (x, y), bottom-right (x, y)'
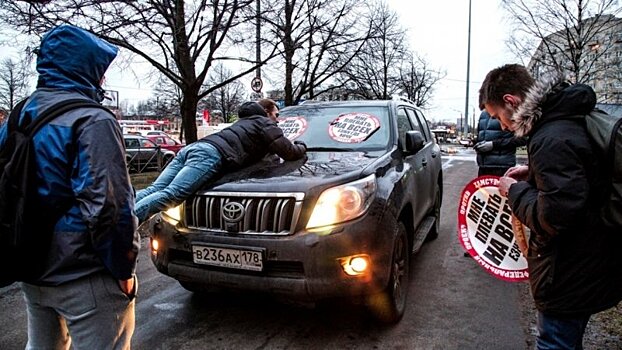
top-left (255, 0), bottom-right (261, 81)
top-left (464, 0), bottom-right (472, 136)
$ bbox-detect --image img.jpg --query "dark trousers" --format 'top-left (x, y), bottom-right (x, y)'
top-left (536, 311), bottom-right (590, 350)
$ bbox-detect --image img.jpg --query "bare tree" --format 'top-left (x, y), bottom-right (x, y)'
top-left (1, 0), bottom-right (279, 143)
top-left (502, 0), bottom-right (622, 87)
top-left (202, 64), bottom-right (245, 123)
top-left (336, 1), bottom-right (406, 100)
top-left (0, 57), bottom-right (31, 110)
top-left (395, 53), bottom-right (446, 108)
top-left (260, 0), bottom-right (376, 105)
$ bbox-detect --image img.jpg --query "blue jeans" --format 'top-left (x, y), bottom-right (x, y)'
top-left (536, 311), bottom-right (591, 350)
top-left (135, 142), bottom-right (222, 222)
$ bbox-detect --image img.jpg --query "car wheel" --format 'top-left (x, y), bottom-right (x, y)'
top-left (426, 184), bottom-right (442, 241)
top-left (366, 221), bottom-right (409, 324)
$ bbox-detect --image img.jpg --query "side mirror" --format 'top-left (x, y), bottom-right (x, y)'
top-left (405, 130), bottom-right (425, 154)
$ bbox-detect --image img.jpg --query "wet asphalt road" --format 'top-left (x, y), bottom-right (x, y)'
top-left (0, 148), bottom-right (532, 349)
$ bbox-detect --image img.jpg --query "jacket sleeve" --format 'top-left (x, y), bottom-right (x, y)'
top-left (507, 137), bottom-right (589, 238)
top-left (74, 114), bottom-right (139, 280)
top-left (263, 121), bottom-right (307, 161)
top-left (493, 135), bottom-right (527, 150)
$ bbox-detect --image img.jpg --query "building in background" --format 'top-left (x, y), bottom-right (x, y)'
top-left (528, 15), bottom-right (622, 104)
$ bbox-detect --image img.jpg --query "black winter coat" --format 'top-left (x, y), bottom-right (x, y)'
top-left (508, 78), bottom-right (622, 316)
top-left (201, 102), bottom-right (306, 169)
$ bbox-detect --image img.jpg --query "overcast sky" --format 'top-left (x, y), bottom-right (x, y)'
top-left (3, 0), bottom-right (518, 123)
top-left (386, 0), bottom-right (517, 123)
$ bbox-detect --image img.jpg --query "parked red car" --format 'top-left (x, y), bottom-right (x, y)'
top-left (147, 135), bottom-right (185, 154)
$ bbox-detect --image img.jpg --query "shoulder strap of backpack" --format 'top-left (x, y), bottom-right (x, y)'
top-left (23, 98), bottom-right (114, 137)
top-left (7, 99), bottom-right (29, 134)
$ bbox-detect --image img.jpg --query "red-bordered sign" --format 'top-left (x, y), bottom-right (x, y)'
top-left (328, 113), bottom-right (380, 143)
top-left (277, 116), bottom-right (308, 140)
top-left (458, 176), bottom-right (529, 282)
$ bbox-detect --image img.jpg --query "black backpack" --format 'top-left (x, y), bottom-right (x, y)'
top-left (0, 98), bottom-right (112, 287)
top-left (585, 108), bottom-right (622, 229)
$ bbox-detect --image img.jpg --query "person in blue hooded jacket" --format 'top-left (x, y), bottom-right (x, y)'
top-left (0, 25), bottom-right (139, 349)
top-left (135, 100), bottom-right (306, 223)
top-left (473, 110), bottom-right (526, 177)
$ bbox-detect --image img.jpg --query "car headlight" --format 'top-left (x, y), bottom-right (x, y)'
top-left (306, 174), bottom-right (376, 229)
top-left (162, 204), bottom-right (183, 223)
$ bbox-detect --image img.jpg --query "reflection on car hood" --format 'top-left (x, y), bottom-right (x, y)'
top-left (207, 150), bottom-right (384, 192)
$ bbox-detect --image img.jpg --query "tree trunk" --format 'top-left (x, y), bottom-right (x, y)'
top-left (180, 91), bottom-right (199, 143)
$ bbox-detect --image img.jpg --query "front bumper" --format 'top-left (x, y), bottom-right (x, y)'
top-left (148, 212), bottom-right (396, 300)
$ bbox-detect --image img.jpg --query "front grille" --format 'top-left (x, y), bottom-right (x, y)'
top-left (185, 191), bottom-right (305, 235)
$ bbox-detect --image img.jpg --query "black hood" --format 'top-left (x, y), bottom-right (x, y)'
top-left (238, 101), bottom-right (267, 118)
top-left (205, 150), bottom-right (384, 193)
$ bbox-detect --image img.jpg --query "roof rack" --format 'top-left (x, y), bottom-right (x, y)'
top-left (391, 95), bottom-right (416, 105)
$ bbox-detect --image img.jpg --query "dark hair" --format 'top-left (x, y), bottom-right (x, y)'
top-left (257, 98), bottom-right (277, 113)
top-left (479, 64), bottom-right (535, 108)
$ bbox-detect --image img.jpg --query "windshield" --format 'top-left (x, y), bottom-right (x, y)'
top-left (277, 106), bottom-right (391, 151)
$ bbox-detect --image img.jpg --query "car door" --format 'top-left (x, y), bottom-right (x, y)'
top-left (396, 106), bottom-right (427, 228)
top-left (406, 108), bottom-right (438, 213)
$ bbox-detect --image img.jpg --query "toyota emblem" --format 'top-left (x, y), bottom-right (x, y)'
top-left (222, 201), bottom-right (245, 223)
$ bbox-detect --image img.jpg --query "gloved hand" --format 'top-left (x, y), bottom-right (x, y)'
top-left (474, 141), bottom-right (493, 153)
top-left (293, 140), bottom-right (307, 151)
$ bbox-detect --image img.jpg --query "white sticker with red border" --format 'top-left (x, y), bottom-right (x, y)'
top-left (328, 113), bottom-right (380, 143)
top-left (458, 175), bottom-right (529, 282)
top-left (277, 116), bottom-right (308, 140)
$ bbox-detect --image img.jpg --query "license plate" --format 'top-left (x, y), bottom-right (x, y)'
top-left (192, 245), bottom-right (263, 271)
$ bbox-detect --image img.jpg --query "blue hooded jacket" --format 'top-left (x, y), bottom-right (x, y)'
top-left (0, 25), bottom-right (139, 285)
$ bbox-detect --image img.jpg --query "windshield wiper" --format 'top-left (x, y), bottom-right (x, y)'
top-left (305, 147), bottom-right (356, 152)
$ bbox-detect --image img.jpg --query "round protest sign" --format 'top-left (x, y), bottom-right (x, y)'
top-left (328, 113), bottom-right (380, 143)
top-left (457, 176), bottom-right (529, 282)
top-left (277, 116), bottom-right (308, 140)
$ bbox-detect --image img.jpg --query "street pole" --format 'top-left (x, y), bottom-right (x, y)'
top-left (255, 0), bottom-right (261, 81)
top-left (464, 0), bottom-right (472, 136)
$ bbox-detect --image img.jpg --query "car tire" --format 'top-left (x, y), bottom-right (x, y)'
top-left (366, 221), bottom-right (409, 324)
top-left (426, 184), bottom-right (442, 241)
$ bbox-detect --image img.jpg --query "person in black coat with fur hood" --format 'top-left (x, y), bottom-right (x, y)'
top-left (135, 101), bottom-right (306, 222)
top-left (480, 64), bottom-right (622, 349)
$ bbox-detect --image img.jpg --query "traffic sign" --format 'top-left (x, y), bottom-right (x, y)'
top-left (251, 76), bottom-right (263, 93)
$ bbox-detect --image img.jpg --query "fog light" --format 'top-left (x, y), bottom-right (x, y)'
top-left (340, 255), bottom-right (370, 276)
top-left (151, 238), bottom-right (159, 253)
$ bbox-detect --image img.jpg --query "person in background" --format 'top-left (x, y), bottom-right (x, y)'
top-left (0, 25), bottom-right (139, 349)
top-left (135, 101), bottom-right (306, 222)
top-left (473, 110), bottom-right (526, 177)
top-left (481, 63), bottom-right (622, 350)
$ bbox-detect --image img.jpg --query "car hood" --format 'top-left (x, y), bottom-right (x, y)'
top-left (205, 150), bottom-right (386, 193)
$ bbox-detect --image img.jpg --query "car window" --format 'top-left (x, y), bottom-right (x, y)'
top-left (165, 138), bottom-right (176, 146)
top-left (141, 139), bottom-right (157, 148)
top-left (405, 108), bottom-right (427, 142)
top-left (125, 138), bottom-right (139, 148)
top-left (414, 109), bottom-right (434, 142)
top-left (279, 106), bottom-right (390, 151)
top-left (396, 107), bottom-right (413, 151)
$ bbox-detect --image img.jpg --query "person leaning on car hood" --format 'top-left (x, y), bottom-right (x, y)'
top-left (135, 101), bottom-right (307, 223)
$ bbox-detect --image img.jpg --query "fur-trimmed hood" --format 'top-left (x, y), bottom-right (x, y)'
top-left (512, 73), bottom-right (596, 137)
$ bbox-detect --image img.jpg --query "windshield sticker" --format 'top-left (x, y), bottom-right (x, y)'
top-left (277, 116), bottom-right (308, 140)
top-left (328, 113), bottom-right (380, 143)
top-left (457, 176), bottom-right (529, 282)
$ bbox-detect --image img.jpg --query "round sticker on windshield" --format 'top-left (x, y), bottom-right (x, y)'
top-left (328, 113), bottom-right (380, 143)
top-left (278, 116), bottom-right (308, 140)
top-left (457, 176), bottom-right (529, 282)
